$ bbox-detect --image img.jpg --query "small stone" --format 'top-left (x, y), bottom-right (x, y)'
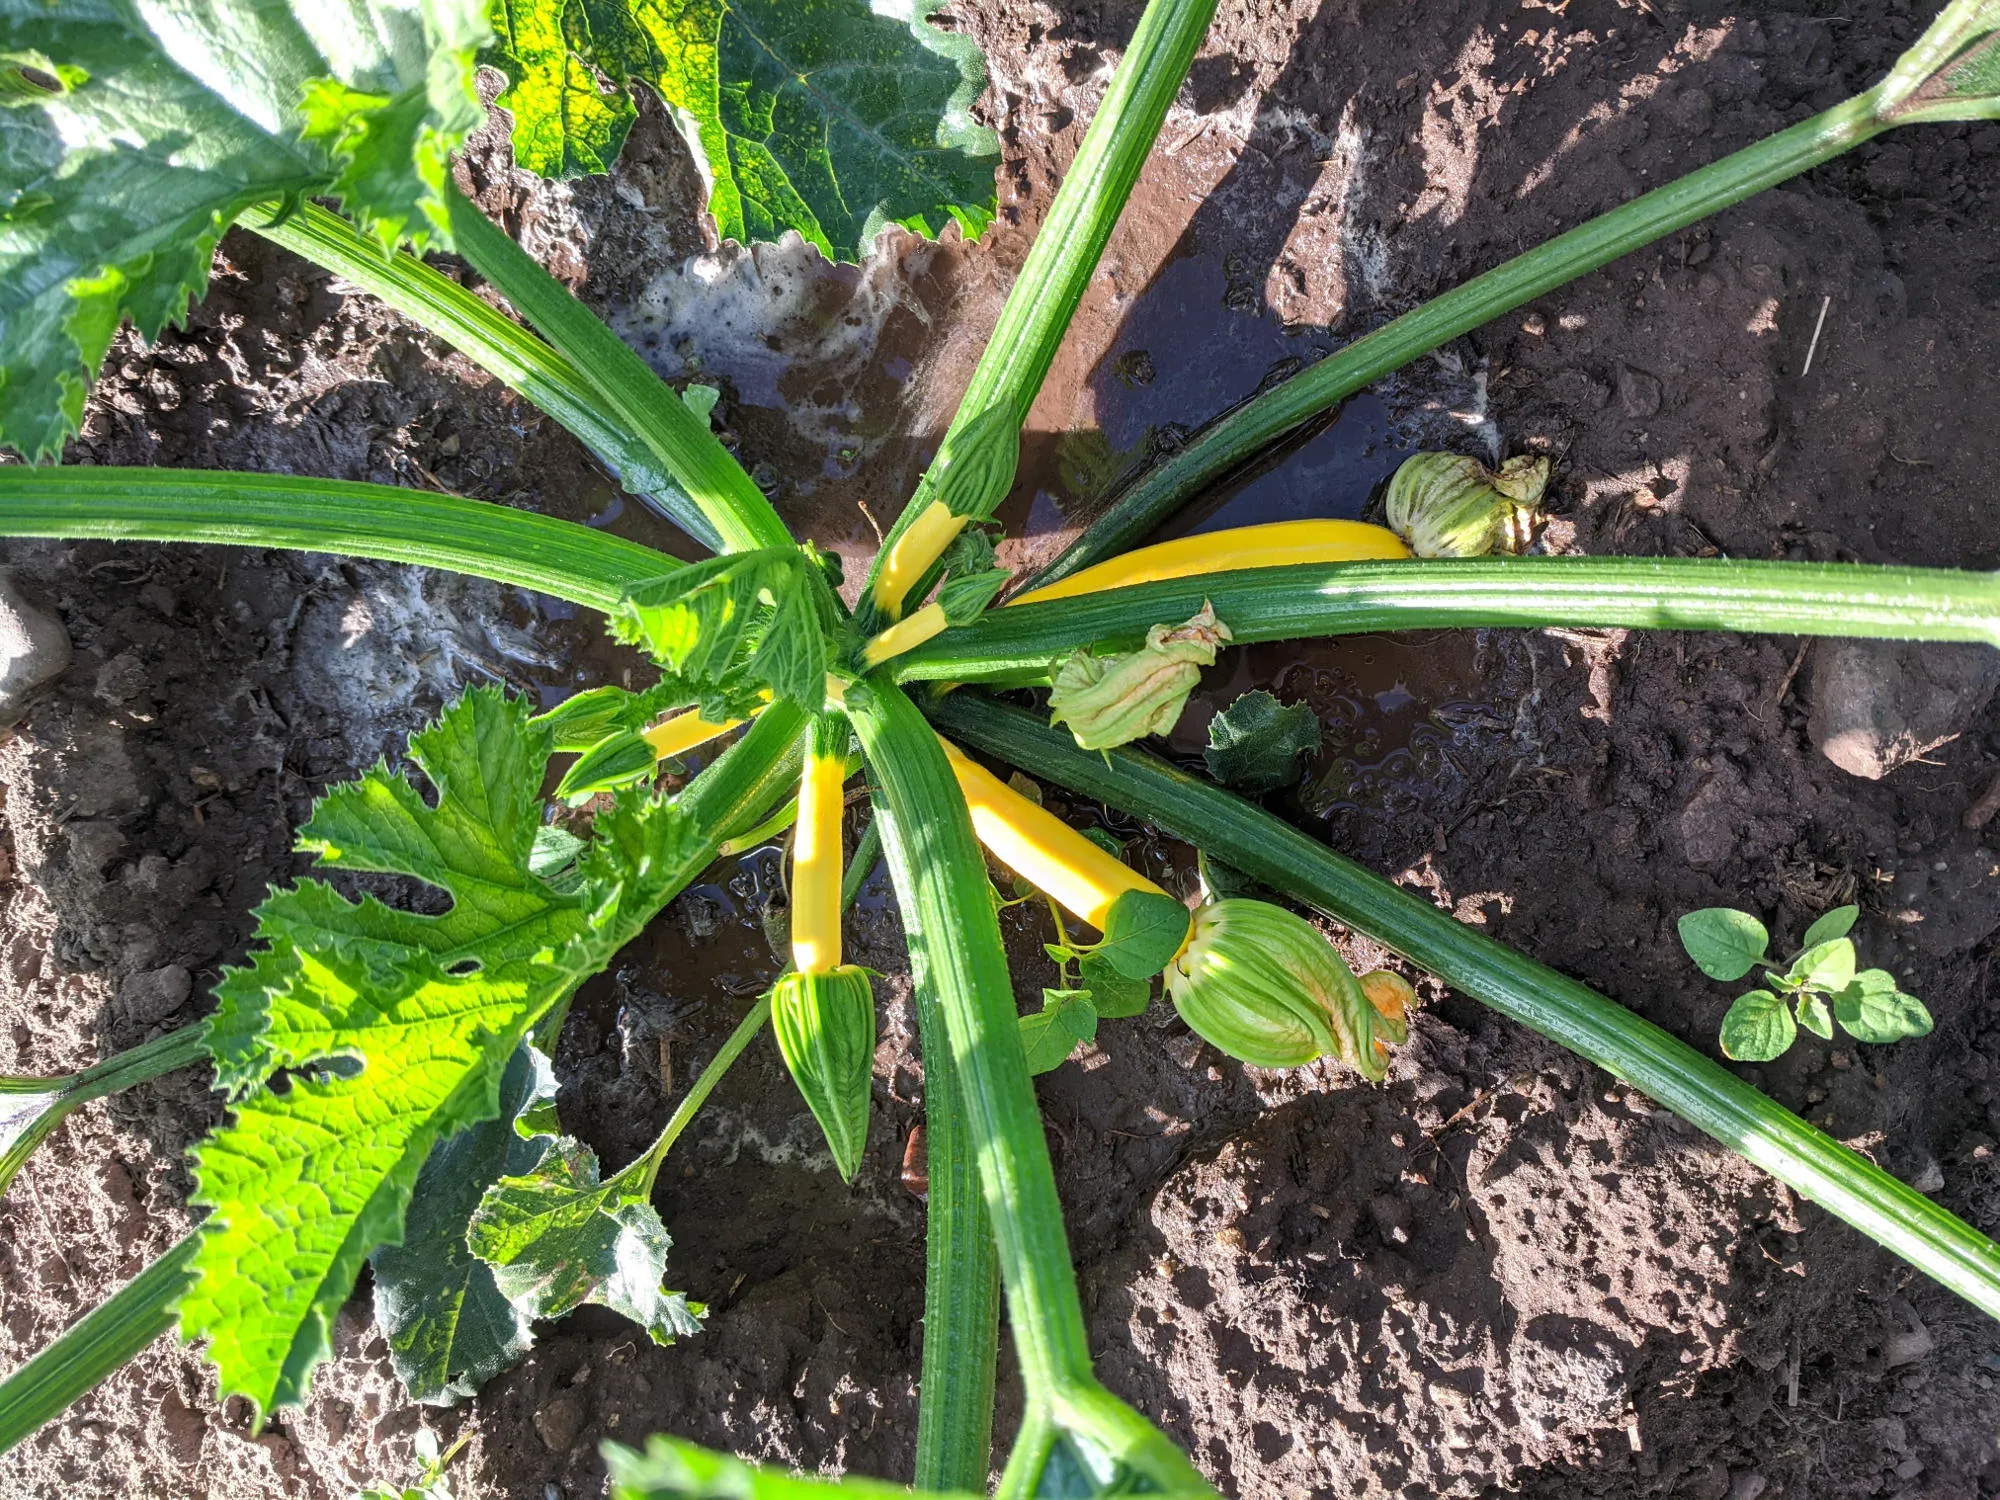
top-left (1617, 364), bottom-right (1663, 419)
top-left (1883, 1321), bottom-right (1934, 1368)
top-left (0, 570), bottom-right (71, 725)
top-left (119, 965), bottom-right (192, 1026)
top-left (1895, 1456), bottom-right (1925, 1480)
top-left (1809, 640), bottom-right (2000, 780)
top-left (533, 1392), bottom-right (587, 1452)
top-left (1679, 767), bottom-right (1746, 868)
top-left (1911, 1157), bottom-right (1945, 1194)
top-left (1727, 1473), bottom-right (1767, 1500)
top-left (1521, 312), bottom-right (1547, 336)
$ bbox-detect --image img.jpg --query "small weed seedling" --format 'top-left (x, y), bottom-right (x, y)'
top-left (354, 1428), bottom-right (469, 1500)
top-left (1679, 905), bottom-right (1935, 1063)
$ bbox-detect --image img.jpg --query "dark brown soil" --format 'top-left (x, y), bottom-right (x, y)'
top-left (2, 2), bottom-right (1998, 1498)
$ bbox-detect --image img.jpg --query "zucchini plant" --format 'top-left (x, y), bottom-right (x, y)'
top-left (0, 0), bottom-right (1997, 1492)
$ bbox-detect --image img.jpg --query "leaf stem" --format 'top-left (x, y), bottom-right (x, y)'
top-left (0, 1024), bottom-right (211, 1197)
top-left (858, 0), bottom-right (1220, 626)
top-left (933, 695), bottom-right (2000, 1324)
top-left (0, 468), bottom-right (677, 615)
top-left (631, 997), bottom-right (774, 1197)
top-left (440, 184), bottom-right (793, 555)
top-left (1029, 90), bottom-right (1891, 587)
top-left (897, 556), bottom-right (2000, 683)
top-left (0, 1232), bottom-right (199, 1454)
top-left (851, 682), bottom-right (1212, 1494)
top-left (244, 203), bottom-right (725, 551)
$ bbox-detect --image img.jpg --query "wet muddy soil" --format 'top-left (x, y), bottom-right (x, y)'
top-left (3, 1), bottom-right (2000, 1497)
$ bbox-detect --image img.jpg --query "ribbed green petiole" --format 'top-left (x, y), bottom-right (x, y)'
top-left (1029, 90), bottom-right (1891, 586)
top-left (868, 789), bottom-right (1000, 1492)
top-left (440, 184), bottom-right (793, 555)
top-left (850, 682), bottom-right (1213, 1495)
top-left (897, 556), bottom-right (2000, 683)
top-left (857, 0), bottom-right (1219, 628)
top-left (0, 1232), bottom-right (199, 1453)
top-left (244, 203), bottom-right (725, 552)
top-left (0, 1023), bottom-right (210, 1197)
top-left (0, 468), bottom-right (677, 615)
top-left (931, 695), bottom-right (2000, 1324)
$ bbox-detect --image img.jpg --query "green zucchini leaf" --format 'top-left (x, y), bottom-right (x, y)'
top-left (485, 0), bottom-right (999, 262)
top-left (467, 1136), bottom-right (702, 1341)
top-left (610, 547), bottom-right (842, 720)
top-left (0, 0), bottom-right (487, 459)
top-left (180, 685), bottom-right (713, 1415)
top-left (370, 1042), bottom-right (556, 1406)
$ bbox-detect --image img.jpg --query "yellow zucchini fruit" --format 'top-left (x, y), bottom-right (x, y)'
top-left (790, 732), bottom-right (848, 974)
top-left (871, 501), bottom-right (969, 621)
top-left (938, 736), bottom-right (1161, 931)
top-left (1008, 518), bottom-right (1409, 608)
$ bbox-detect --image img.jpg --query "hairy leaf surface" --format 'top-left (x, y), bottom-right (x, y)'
top-left (1203, 689), bottom-right (1323, 795)
top-left (181, 687), bottom-right (713, 1413)
top-left (371, 1043), bottom-right (556, 1405)
top-left (485, 0), bottom-right (998, 261)
top-left (0, 0), bottom-right (487, 458)
top-left (468, 1136), bottom-right (702, 1340)
top-left (610, 547), bottom-right (840, 719)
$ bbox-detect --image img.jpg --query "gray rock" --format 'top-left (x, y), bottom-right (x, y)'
top-left (533, 1391), bottom-right (587, 1452)
top-left (1679, 767), bottom-right (1746, 868)
top-left (0, 571), bottom-right (70, 724)
top-left (1809, 639), bottom-right (2000, 780)
top-left (119, 964), bottom-right (192, 1027)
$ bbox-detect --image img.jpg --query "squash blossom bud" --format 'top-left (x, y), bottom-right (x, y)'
top-left (1048, 603), bottom-right (1231, 751)
top-left (1383, 451), bottom-right (1549, 558)
top-left (1165, 899), bottom-right (1403, 1080)
top-left (769, 966), bottom-right (877, 1182)
top-left (1357, 969), bottom-right (1414, 1066)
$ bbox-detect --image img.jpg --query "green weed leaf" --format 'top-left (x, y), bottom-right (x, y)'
top-left (1019, 990), bottom-right (1098, 1074)
top-left (1202, 690), bottom-right (1323, 794)
top-left (1678, 908), bottom-right (1770, 981)
top-left (611, 549), bottom-right (839, 720)
top-left (1096, 889), bottom-right (1193, 980)
top-left (1719, 989), bottom-right (1796, 1062)
top-left (370, 1043), bottom-right (556, 1405)
top-left (0, 0), bottom-right (487, 458)
top-left (1788, 937), bottom-right (1857, 993)
top-left (467, 1137), bottom-right (702, 1341)
top-left (485, 0), bottom-right (1000, 262)
top-left (1834, 970), bottom-right (1936, 1045)
top-left (1801, 904), bottom-right (1859, 949)
top-left (607, 1433), bottom-right (983, 1497)
top-left (1077, 953), bottom-right (1149, 1019)
top-left (1797, 991), bottom-right (1834, 1041)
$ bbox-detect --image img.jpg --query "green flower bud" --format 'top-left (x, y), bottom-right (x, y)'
top-left (1383, 451), bottom-right (1549, 558)
top-left (1049, 603), bottom-right (1232, 751)
top-left (929, 401), bottom-right (1021, 520)
top-left (1165, 900), bottom-right (1403, 1079)
top-left (769, 966), bottom-right (877, 1181)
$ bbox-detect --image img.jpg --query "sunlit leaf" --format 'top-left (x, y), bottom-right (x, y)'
top-left (485, 0), bottom-right (1000, 261)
